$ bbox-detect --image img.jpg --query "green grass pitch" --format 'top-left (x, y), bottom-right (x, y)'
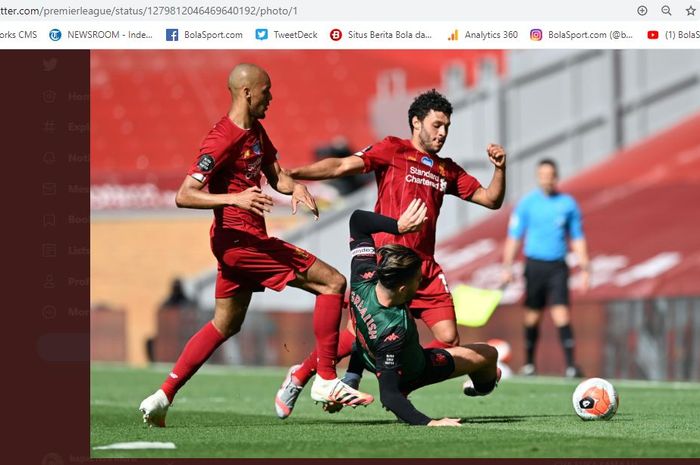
top-left (91, 364), bottom-right (700, 458)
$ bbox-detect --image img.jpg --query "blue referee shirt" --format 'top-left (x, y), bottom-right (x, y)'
top-left (508, 189), bottom-right (584, 261)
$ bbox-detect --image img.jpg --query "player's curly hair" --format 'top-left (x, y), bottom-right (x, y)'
top-left (407, 89), bottom-right (453, 132)
top-left (376, 244), bottom-right (422, 290)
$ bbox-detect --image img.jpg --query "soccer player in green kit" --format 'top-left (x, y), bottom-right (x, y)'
top-left (343, 199), bottom-right (501, 426)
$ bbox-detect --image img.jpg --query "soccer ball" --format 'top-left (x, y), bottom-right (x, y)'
top-left (572, 377), bottom-right (619, 421)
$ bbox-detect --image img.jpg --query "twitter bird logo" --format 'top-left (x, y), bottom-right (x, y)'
top-left (255, 29), bottom-right (268, 40)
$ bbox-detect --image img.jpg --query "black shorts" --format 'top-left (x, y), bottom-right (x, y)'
top-left (524, 258), bottom-right (570, 310)
top-left (399, 348), bottom-right (455, 395)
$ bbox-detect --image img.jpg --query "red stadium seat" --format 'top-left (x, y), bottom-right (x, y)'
top-left (91, 50), bottom-right (506, 190)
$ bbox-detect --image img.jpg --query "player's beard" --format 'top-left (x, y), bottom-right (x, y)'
top-left (419, 128), bottom-right (443, 155)
top-left (254, 106), bottom-right (267, 119)
top-left (250, 99), bottom-right (269, 119)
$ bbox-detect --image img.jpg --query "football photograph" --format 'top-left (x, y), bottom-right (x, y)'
top-left (89, 49), bottom-right (700, 459)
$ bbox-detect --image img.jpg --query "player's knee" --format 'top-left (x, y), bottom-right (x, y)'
top-left (483, 344), bottom-right (499, 366)
top-left (218, 322), bottom-right (242, 338)
top-left (435, 328), bottom-right (459, 347)
top-left (212, 317), bottom-right (241, 339)
top-left (323, 271), bottom-right (347, 295)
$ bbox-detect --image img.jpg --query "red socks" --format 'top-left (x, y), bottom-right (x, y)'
top-left (294, 328), bottom-right (355, 385)
top-left (161, 321), bottom-right (226, 403)
top-left (312, 293), bottom-right (344, 380)
top-left (160, 294), bottom-right (346, 399)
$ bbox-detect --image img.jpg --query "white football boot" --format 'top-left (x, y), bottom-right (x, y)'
top-left (139, 389), bottom-right (170, 427)
top-left (310, 376), bottom-right (374, 407)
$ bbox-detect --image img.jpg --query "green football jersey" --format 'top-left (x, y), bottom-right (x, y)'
top-left (346, 208), bottom-right (437, 425)
top-left (350, 279), bottom-right (425, 383)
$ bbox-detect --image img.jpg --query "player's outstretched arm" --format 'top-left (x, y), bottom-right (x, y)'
top-left (175, 175), bottom-right (273, 216)
top-left (377, 368), bottom-right (433, 426)
top-left (262, 161), bottom-right (296, 194)
top-left (469, 144), bottom-right (507, 209)
top-left (349, 200), bottom-right (426, 285)
top-left (374, 327), bottom-right (460, 427)
top-left (350, 199), bottom-right (427, 240)
top-left (263, 162), bottom-right (319, 219)
top-left (378, 370), bottom-right (460, 426)
top-left (287, 155), bottom-right (365, 180)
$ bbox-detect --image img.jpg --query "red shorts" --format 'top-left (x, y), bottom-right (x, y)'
top-left (210, 231), bottom-right (317, 298)
top-left (408, 259), bottom-right (456, 328)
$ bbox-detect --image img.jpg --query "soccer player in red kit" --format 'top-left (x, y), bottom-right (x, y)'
top-left (274, 89), bottom-right (506, 418)
top-left (139, 64), bottom-right (373, 427)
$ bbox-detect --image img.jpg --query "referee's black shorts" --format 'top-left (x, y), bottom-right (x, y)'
top-left (523, 258), bottom-right (570, 310)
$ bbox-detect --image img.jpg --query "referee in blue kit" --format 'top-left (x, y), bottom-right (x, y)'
top-left (501, 159), bottom-right (590, 378)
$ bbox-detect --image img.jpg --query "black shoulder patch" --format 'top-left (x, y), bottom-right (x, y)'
top-left (197, 154), bottom-right (215, 172)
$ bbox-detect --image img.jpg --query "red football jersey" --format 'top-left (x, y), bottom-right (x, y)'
top-left (188, 116), bottom-right (277, 238)
top-left (357, 136), bottom-right (481, 257)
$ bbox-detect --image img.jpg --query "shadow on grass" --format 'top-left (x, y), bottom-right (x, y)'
top-left (293, 419), bottom-right (400, 426)
top-left (120, 406), bottom-right (613, 429)
top-left (158, 411), bottom-right (400, 428)
top-left (460, 414), bottom-right (570, 424)
top-left (458, 413), bottom-right (633, 424)
top-left (146, 411), bottom-right (586, 428)
top-left (293, 414), bottom-right (575, 426)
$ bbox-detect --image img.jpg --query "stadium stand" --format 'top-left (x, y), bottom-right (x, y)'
top-left (91, 50), bottom-right (506, 191)
top-left (438, 112), bottom-right (700, 301)
top-left (436, 112), bottom-right (700, 380)
top-left (91, 50), bottom-right (700, 377)
top-left (90, 50), bottom-right (506, 363)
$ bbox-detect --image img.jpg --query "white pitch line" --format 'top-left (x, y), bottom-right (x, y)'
top-left (93, 442), bottom-right (176, 450)
top-left (90, 399), bottom-right (125, 407)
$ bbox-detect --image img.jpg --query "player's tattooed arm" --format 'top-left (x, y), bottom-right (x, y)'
top-left (286, 155), bottom-right (365, 180)
top-left (263, 162), bottom-right (319, 219)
